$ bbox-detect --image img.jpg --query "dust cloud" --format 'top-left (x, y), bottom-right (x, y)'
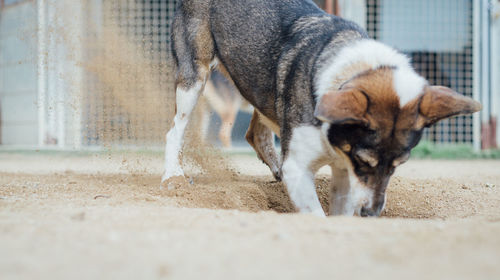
top-left (40, 0), bottom-right (236, 181)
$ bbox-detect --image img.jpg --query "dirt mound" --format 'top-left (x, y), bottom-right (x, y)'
top-left (385, 177), bottom-right (500, 219)
top-left (2, 170), bottom-right (498, 220)
top-left (158, 174), bottom-right (499, 219)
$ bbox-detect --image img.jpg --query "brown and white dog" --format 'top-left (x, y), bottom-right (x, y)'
top-left (162, 0), bottom-right (481, 217)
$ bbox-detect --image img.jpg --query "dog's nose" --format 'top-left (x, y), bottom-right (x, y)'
top-left (360, 207), bottom-right (380, 217)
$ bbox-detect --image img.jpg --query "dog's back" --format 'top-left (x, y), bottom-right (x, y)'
top-left (172, 0), bottom-right (366, 122)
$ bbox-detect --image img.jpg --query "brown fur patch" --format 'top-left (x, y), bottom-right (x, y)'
top-left (194, 21), bottom-right (215, 67)
top-left (419, 86), bottom-right (482, 126)
top-left (395, 85), bottom-right (482, 138)
top-left (315, 88), bottom-right (368, 125)
top-left (318, 67), bottom-right (401, 139)
top-left (394, 96), bottom-right (425, 144)
top-left (245, 111), bottom-right (281, 180)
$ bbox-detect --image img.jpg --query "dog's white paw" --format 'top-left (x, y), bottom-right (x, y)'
top-left (161, 162), bottom-right (185, 182)
top-left (161, 165), bottom-right (186, 189)
top-left (161, 171), bottom-right (183, 184)
top-left (160, 175), bottom-right (189, 190)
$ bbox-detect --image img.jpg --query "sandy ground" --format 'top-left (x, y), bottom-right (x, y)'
top-left (1, 151), bottom-right (500, 280)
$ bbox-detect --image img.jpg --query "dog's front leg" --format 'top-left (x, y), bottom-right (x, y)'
top-left (281, 126), bottom-right (326, 217)
top-left (246, 111), bottom-right (281, 181)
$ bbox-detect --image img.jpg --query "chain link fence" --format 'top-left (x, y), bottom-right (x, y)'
top-left (75, 0), bottom-right (476, 147)
top-left (366, 0), bottom-right (475, 143)
top-left (80, 0), bottom-right (178, 147)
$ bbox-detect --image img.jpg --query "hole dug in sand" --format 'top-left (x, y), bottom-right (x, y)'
top-left (151, 173), bottom-right (496, 219)
top-left (0, 163), bottom-right (498, 221)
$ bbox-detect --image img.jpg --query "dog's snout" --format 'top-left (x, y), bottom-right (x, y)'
top-left (360, 207), bottom-right (375, 217)
top-left (360, 205), bottom-right (383, 217)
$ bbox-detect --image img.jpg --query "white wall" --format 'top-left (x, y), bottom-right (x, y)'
top-left (379, 0), bottom-right (471, 52)
top-left (0, 2), bottom-right (39, 145)
top-left (339, 0), bottom-right (366, 30)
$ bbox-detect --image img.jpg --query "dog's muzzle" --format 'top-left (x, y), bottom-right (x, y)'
top-left (360, 203), bottom-right (384, 217)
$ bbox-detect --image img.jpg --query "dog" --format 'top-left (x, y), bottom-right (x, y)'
top-left (162, 0), bottom-right (481, 217)
top-left (202, 71), bottom-right (253, 148)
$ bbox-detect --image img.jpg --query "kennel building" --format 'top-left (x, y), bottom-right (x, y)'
top-left (0, 0), bottom-right (498, 149)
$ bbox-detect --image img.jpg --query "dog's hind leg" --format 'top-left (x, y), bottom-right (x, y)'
top-left (246, 111), bottom-right (281, 181)
top-left (162, 80), bottom-right (206, 184)
top-left (161, 9), bottom-right (214, 185)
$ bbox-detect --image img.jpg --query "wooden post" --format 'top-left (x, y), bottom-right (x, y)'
top-left (325, 0), bottom-right (334, 14)
top-left (334, 0), bottom-right (341, 16)
top-left (324, 0), bottom-right (341, 16)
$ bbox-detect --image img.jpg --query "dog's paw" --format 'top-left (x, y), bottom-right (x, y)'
top-left (160, 176), bottom-right (189, 190)
top-left (272, 171), bottom-right (282, 182)
top-left (271, 167), bottom-right (282, 182)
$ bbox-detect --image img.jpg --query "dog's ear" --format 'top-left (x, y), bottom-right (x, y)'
top-left (314, 89), bottom-right (369, 126)
top-left (418, 86), bottom-right (482, 127)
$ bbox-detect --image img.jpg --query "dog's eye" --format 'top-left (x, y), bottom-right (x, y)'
top-left (393, 153), bottom-right (410, 167)
top-left (355, 149), bottom-right (378, 167)
top-left (341, 143), bottom-right (352, 152)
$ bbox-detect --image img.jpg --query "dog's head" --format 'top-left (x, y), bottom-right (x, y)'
top-left (315, 67), bottom-right (481, 216)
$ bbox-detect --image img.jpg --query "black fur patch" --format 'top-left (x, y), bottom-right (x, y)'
top-left (328, 123), bottom-right (423, 208)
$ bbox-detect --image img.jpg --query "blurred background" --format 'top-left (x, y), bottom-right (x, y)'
top-left (0, 0), bottom-right (499, 152)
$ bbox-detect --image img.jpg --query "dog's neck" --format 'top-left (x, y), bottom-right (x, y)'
top-left (314, 39), bottom-right (419, 102)
top-left (323, 60), bottom-right (374, 91)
